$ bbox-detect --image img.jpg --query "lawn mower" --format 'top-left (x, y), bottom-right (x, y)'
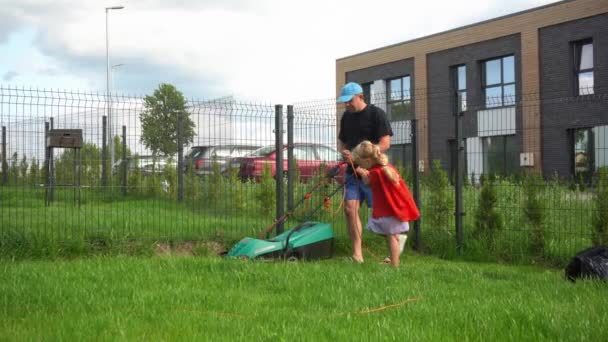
top-left (226, 163), bottom-right (346, 261)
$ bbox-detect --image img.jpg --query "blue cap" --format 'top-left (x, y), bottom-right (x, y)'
top-left (337, 82), bottom-right (363, 103)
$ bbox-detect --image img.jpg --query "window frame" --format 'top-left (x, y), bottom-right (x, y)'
top-left (573, 39), bottom-right (594, 96)
top-left (482, 55), bottom-right (516, 109)
top-left (571, 127), bottom-right (594, 180)
top-left (481, 135), bottom-right (518, 176)
top-left (361, 82), bottom-right (372, 104)
top-left (386, 75), bottom-right (413, 121)
top-left (451, 64), bottom-right (467, 112)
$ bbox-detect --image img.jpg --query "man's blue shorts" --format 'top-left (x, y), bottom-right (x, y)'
top-left (344, 172), bottom-right (373, 207)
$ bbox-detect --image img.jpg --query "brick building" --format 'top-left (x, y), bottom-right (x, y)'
top-left (336, 0), bottom-right (608, 180)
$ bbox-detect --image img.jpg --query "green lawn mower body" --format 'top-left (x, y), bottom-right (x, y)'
top-left (226, 221), bottom-right (335, 260)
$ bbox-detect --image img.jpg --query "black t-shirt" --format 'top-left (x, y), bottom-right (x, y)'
top-left (338, 104), bottom-right (393, 150)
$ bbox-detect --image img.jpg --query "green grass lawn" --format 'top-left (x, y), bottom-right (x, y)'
top-left (1, 254), bottom-right (606, 341)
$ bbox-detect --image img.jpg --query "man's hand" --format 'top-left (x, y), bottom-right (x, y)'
top-left (341, 149), bottom-right (352, 162)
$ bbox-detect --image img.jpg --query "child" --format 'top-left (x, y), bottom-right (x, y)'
top-left (352, 140), bottom-right (420, 267)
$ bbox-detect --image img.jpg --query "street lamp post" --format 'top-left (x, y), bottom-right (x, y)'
top-left (111, 63), bottom-right (125, 93)
top-left (106, 5), bottom-right (124, 175)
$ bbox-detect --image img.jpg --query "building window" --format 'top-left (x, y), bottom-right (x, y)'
top-left (361, 82), bottom-right (372, 104)
top-left (572, 128), bottom-right (593, 180)
top-left (388, 144), bottom-right (413, 170)
top-left (483, 55), bottom-right (515, 108)
top-left (482, 135), bottom-right (518, 176)
top-left (595, 125), bottom-right (608, 169)
top-left (452, 65), bottom-right (467, 112)
top-left (574, 39), bottom-right (594, 96)
top-left (387, 76), bottom-right (413, 121)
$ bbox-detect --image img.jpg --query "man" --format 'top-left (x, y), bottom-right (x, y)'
top-left (337, 82), bottom-right (393, 263)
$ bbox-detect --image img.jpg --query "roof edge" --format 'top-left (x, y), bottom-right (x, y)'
top-left (336, 0), bottom-right (574, 62)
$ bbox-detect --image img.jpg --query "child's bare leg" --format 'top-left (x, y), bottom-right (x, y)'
top-left (386, 234), bottom-right (400, 267)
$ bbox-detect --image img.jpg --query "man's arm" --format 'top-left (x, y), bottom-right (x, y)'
top-left (377, 135), bottom-right (391, 153)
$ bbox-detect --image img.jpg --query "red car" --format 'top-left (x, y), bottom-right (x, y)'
top-left (233, 143), bottom-right (345, 182)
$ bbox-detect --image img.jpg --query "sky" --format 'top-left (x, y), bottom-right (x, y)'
top-left (0, 0), bottom-right (561, 103)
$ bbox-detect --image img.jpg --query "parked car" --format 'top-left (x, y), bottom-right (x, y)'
top-left (112, 156), bottom-right (175, 176)
top-left (185, 145), bottom-right (261, 176)
top-left (233, 143), bottom-right (345, 182)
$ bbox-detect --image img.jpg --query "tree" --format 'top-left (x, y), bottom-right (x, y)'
top-left (8, 152), bottom-right (19, 184)
top-left (140, 83), bottom-right (195, 158)
top-left (19, 155), bottom-right (29, 180)
top-left (28, 158), bottom-right (40, 186)
top-left (54, 143), bottom-right (102, 187)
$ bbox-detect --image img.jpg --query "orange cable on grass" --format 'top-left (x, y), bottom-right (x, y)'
top-left (335, 297), bottom-right (422, 316)
top-left (355, 297), bottom-right (422, 314)
top-left (176, 309), bottom-right (248, 318)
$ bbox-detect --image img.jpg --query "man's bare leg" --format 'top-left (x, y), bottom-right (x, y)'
top-left (344, 199), bottom-right (363, 262)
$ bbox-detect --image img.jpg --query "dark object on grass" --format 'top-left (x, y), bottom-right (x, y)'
top-left (565, 246), bottom-right (608, 282)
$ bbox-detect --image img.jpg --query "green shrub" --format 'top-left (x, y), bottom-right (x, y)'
top-left (127, 161), bottom-right (143, 195)
top-left (28, 158), bottom-right (41, 186)
top-left (184, 167), bottom-right (203, 202)
top-left (474, 174), bottom-right (502, 251)
top-left (257, 163), bottom-right (276, 217)
top-left (161, 158), bottom-right (177, 198)
top-left (425, 160), bottom-right (453, 234)
top-left (592, 167), bottom-right (608, 245)
top-left (523, 173), bottom-right (545, 255)
top-left (226, 167), bottom-right (245, 211)
top-left (207, 156), bottom-right (223, 203)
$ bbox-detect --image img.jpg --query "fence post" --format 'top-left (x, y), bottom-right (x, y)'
top-left (44, 121), bottom-right (50, 206)
top-left (1, 126), bottom-right (7, 185)
top-left (454, 91), bottom-right (464, 252)
top-left (275, 104), bottom-right (284, 234)
top-left (102, 115), bottom-right (108, 188)
top-left (287, 105), bottom-right (294, 213)
top-left (412, 119), bottom-right (421, 250)
top-left (49, 117), bottom-right (54, 203)
top-left (122, 125), bottom-right (127, 197)
top-left (75, 148), bottom-right (81, 207)
top-left (177, 112), bottom-right (184, 202)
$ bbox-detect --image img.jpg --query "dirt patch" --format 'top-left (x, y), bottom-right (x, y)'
top-left (202, 241), bottom-right (226, 255)
top-left (154, 242), bottom-right (172, 256)
top-left (153, 240), bottom-right (227, 257)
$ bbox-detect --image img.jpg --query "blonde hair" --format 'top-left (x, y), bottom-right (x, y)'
top-left (352, 140), bottom-right (399, 183)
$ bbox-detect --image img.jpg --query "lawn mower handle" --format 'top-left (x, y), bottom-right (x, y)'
top-left (327, 161), bottom-right (346, 179)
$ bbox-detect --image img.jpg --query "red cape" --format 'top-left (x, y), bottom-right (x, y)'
top-left (368, 164), bottom-right (420, 222)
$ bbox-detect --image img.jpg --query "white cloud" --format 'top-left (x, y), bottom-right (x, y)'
top-left (0, 0), bottom-right (561, 103)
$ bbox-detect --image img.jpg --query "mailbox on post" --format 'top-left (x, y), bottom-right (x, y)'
top-left (46, 129), bottom-right (83, 149)
top-left (45, 128), bottom-right (83, 207)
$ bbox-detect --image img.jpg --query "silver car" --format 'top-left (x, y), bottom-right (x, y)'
top-left (185, 145), bottom-right (260, 175)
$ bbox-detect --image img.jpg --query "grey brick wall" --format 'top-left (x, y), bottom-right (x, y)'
top-left (426, 34), bottom-right (522, 169)
top-left (540, 13), bottom-right (608, 178)
top-left (345, 58), bottom-right (414, 87)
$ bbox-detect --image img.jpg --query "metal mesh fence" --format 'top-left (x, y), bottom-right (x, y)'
top-left (1, 84), bottom-right (608, 265)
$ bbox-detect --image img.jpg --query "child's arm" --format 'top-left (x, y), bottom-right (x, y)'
top-left (355, 167), bottom-right (370, 185)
